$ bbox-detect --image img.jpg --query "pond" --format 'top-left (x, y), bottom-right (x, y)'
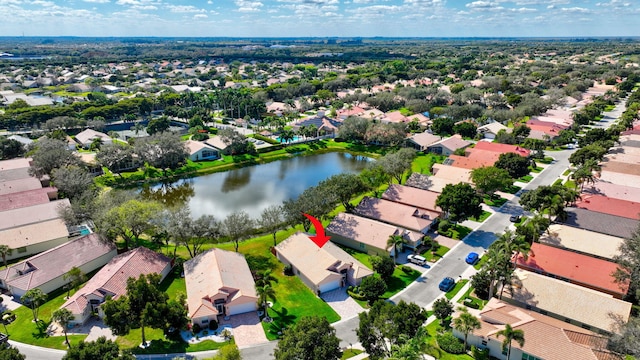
top-left (141, 152), bottom-right (372, 220)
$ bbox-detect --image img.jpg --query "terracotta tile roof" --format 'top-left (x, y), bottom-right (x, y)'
top-left (0, 177), bottom-right (42, 196)
top-left (472, 141), bottom-right (531, 157)
top-left (446, 154), bottom-right (493, 169)
top-left (0, 233), bottom-right (116, 293)
top-left (382, 111), bottom-right (408, 123)
top-left (0, 187), bottom-right (57, 211)
top-left (382, 184), bottom-right (442, 212)
top-left (0, 158), bottom-right (31, 172)
top-left (563, 207), bottom-right (639, 239)
top-left (601, 161), bottom-right (640, 176)
top-left (472, 299), bottom-right (618, 360)
top-left (514, 243), bottom-right (629, 297)
top-left (465, 149), bottom-right (502, 164)
top-left (327, 213), bottom-right (422, 252)
top-left (0, 218), bottom-right (69, 249)
top-left (0, 199), bottom-right (70, 230)
top-left (503, 269), bottom-right (632, 332)
top-left (355, 197), bottom-right (437, 232)
top-left (540, 224), bottom-right (623, 260)
top-left (184, 248), bottom-right (257, 319)
top-left (583, 181), bottom-right (640, 202)
top-left (431, 163), bottom-right (472, 183)
top-left (404, 173), bottom-right (451, 193)
top-left (575, 195), bottom-right (640, 220)
top-left (275, 232), bottom-right (372, 286)
top-left (61, 247), bottom-right (172, 316)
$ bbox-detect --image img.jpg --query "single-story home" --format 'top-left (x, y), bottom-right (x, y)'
top-left (404, 172), bottom-right (452, 193)
top-left (562, 208), bottom-right (639, 239)
top-left (406, 132), bottom-right (441, 152)
top-left (74, 129), bottom-right (113, 149)
top-left (599, 161), bottom-right (640, 188)
top-left (381, 184), bottom-right (442, 213)
top-left (453, 298), bottom-right (621, 360)
top-left (275, 232), bottom-right (373, 295)
top-left (0, 198), bottom-right (70, 231)
top-left (445, 154), bottom-right (494, 170)
top-left (582, 181), bottom-right (640, 203)
top-left (471, 141), bottom-right (531, 158)
top-left (426, 135), bottom-right (471, 156)
top-left (7, 135), bottom-right (33, 146)
top-left (502, 269), bottom-right (632, 333)
top-left (574, 194), bottom-right (640, 220)
top-left (0, 158), bottom-right (33, 183)
top-left (513, 242), bottom-right (629, 299)
top-left (0, 186), bottom-right (57, 211)
top-left (184, 248), bottom-right (258, 326)
top-left (431, 163), bottom-right (473, 184)
top-left (355, 197), bottom-right (439, 234)
top-left (205, 136), bottom-right (230, 153)
top-left (477, 122), bottom-right (509, 140)
top-left (0, 233), bottom-right (116, 298)
top-left (185, 140), bottom-right (221, 162)
top-left (61, 246), bottom-right (173, 326)
top-left (539, 224), bottom-right (623, 260)
top-left (0, 219), bottom-right (71, 261)
top-left (326, 213), bottom-right (423, 256)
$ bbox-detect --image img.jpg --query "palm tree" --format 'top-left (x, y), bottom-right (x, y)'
top-left (452, 307), bottom-right (482, 350)
top-left (484, 245), bottom-right (509, 299)
top-left (496, 324), bottom-right (525, 360)
top-left (23, 288), bottom-right (47, 323)
top-left (63, 267), bottom-right (87, 299)
top-left (256, 284), bottom-right (276, 321)
top-left (51, 308), bottom-right (74, 348)
top-left (255, 269), bottom-right (277, 288)
top-left (386, 235), bottom-right (406, 264)
top-left (0, 245), bottom-right (12, 269)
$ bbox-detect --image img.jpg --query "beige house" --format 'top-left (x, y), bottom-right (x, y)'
top-left (61, 247), bottom-right (173, 326)
top-left (326, 213), bottom-right (423, 256)
top-left (355, 197), bottom-right (439, 233)
top-left (382, 184), bottom-right (442, 213)
top-left (426, 135), bottom-right (471, 156)
top-left (185, 140), bottom-right (220, 162)
top-left (539, 224), bottom-right (623, 260)
top-left (405, 172), bottom-right (454, 193)
top-left (74, 129), bottom-right (113, 149)
top-left (0, 219), bottom-right (71, 261)
top-left (275, 232), bottom-right (373, 295)
top-left (0, 234), bottom-right (116, 299)
top-left (502, 269), bottom-right (632, 333)
top-left (0, 199), bottom-right (70, 231)
top-left (430, 163), bottom-right (473, 184)
top-left (454, 298), bottom-right (621, 360)
top-left (406, 132), bottom-right (441, 152)
top-left (184, 248), bottom-right (258, 326)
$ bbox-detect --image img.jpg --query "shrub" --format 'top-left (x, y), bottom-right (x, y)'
top-left (283, 264), bottom-right (294, 276)
top-left (438, 220), bottom-right (453, 233)
top-left (472, 346), bottom-right (490, 360)
top-left (191, 132), bottom-right (209, 141)
top-left (401, 265), bottom-right (413, 274)
top-left (209, 320), bottom-right (218, 330)
top-left (192, 323), bottom-right (202, 334)
top-left (436, 332), bottom-right (466, 354)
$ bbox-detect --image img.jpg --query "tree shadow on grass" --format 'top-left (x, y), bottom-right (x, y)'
top-left (267, 307), bottom-right (297, 337)
top-left (31, 319), bottom-right (49, 339)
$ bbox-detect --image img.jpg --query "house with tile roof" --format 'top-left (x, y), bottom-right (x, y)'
top-left (582, 181), bottom-right (640, 202)
top-left (406, 132), bottom-right (441, 152)
top-left (539, 224), bottom-right (623, 260)
top-left (404, 172), bottom-right (452, 193)
top-left (60, 247), bottom-right (172, 326)
top-left (562, 208), bottom-right (639, 239)
top-left (471, 141), bottom-right (531, 157)
top-left (477, 122), bottom-right (509, 140)
top-left (501, 269), bottom-right (631, 333)
top-left (74, 129), bottom-right (113, 149)
top-left (382, 184), bottom-right (442, 213)
top-left (184, 248), bottom-right (258, 326)
top-left (431, 163), bottom-right (473, 184)
top-left (0, 199), bottom-right (70, 231)
top-left (185, 140), bottom-right (220, 162)
top-left (599, 161), bottom-right (640, 188)
top-left (513, 242), bottom-right (629, 299)
top-left (426, 134), bottom-right (471, 156)
top-left (445, 154), bottom-right (495, 170)
top-left (326, 213), bottom-right (423, 257)
top-left (355, 197), bottom-right (439, 234)
top-left (454, 298), bottom-right (623, 360)
top-left (275, 232), bottom-right (373, 295)
top-left (0, 187), bottom-right (57, 211)
top-left (0, 158), bottom-right (33, 183)
top-left (574, 195), bottom-right (640, 220)
top-left (0, 233), bottom-right (116, 298)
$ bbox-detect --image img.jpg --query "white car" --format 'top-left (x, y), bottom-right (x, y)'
top-left (407, 254), bottom-right (427, 266)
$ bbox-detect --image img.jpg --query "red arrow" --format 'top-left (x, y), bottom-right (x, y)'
top-left (302, 213), bottom-right (331, 248)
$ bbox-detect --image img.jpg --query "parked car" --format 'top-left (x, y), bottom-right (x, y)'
top-left (465, 252), bottom-right (479, 265)
top-left (407, 254), bottom-right (427, 266)
top-left (509, 215), bottom-right (521, 223)
top-left (439, 277), bottom-right (456, 292)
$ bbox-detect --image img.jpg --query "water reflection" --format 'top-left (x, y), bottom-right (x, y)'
top-left (140, 181), bottom-right (195, 208)
top-left (149, 152), bottom-right (371, 220)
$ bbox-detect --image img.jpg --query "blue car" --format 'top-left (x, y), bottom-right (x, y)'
top-left (465, 252), bottom-right (479, 265)
top-left (439, 277), bottom-right (456, 292)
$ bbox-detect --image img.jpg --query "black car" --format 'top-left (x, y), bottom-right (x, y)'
top-left (439, 277), bottom-right (456, 292)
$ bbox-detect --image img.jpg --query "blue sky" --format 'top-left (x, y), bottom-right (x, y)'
top-left (0, 0), bottom-right (639, 37)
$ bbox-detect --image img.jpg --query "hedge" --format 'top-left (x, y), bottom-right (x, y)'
top-left (436, 332), bottom-right (466, 354)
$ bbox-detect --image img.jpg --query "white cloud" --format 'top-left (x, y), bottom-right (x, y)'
top-left (166, 5), bottom-right (205, 13)
top-left (193, 13), bottom-right (208, 19)
top-left (235, 0), bottom-right (263, 12)
top-left (560, 7), bottom-right (591, 13)
top-left (466, 1), bottom-right (499, 9)
top-left (83, 0), bottom-right (110, 3)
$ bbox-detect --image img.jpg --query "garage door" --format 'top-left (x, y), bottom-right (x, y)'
top-left (228, 302), bottom-right (257, 316)
top-left (318, 279), bottom-right (341, 294)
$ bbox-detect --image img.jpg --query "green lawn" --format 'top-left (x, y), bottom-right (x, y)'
top-left (420, 245), bottom-right (451, 262)
top-left (4, 289), bottom-right (88, 350)
top-left (562, 169), bottom-right (571, 176)
top-left (483, 195), bottom-right (508, 207)
top-left (382, 267), bottom-right (421, 299)
top-left (530, 165), bottom-right (542, 173)
top-left (473, 254), bottom-right (488, 270)
top-left (469, 210), bottom-right (491, 222)
top-left (424, 321), bottom-right (474, 360)
top-left (341, 348), bottom-right (364, 359)
top-left (438, 225), bottom-right (472, 240)
top-left (564, 179), bottom-right (577, 189)
top-left (445, 279), bottom-right (469, 300)
top-left (116, 326), bottom-right (233, 354)
top-left (411, 153), bottom-right (446, 175)
top-left (502, 184), bottom-right (521, 194)
top-left (518, 175), bottom-right (533, 183)
top-left (457, 287), bottom-right (487, 310)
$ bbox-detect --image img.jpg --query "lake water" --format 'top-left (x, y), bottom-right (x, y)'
top-left (142, 152), bottom-right (371, 220)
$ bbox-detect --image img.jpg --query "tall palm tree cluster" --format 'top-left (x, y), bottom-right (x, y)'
top-left (254, 269), bottom-right (277, 321)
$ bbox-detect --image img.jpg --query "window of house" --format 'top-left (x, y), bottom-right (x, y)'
top-left (201, 319), bottom-right (209, 324)
top-left (296, 269), bottom-right (300, 275)
top-left (522, 353), bottom-right (542, 360)
top-left (359, 242), bottom-right (365, 250)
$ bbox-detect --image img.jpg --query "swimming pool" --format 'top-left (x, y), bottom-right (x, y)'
top-left (277, 136), bottom-right (302, 143)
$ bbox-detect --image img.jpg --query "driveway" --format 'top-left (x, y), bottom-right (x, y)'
top-left (48, 317), bottom-right (116, 342)
top-left (220, 312), bottom-right (268, 349)
top-left (320, 288), bottom-right (363, 320)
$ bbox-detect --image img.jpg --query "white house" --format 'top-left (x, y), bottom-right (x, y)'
top-left (184, 248), bottom-right (258, 326)
top-left (74, 129), bottom-right (113, 149)
top-left (185, 140), bottom-right (220, 162)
